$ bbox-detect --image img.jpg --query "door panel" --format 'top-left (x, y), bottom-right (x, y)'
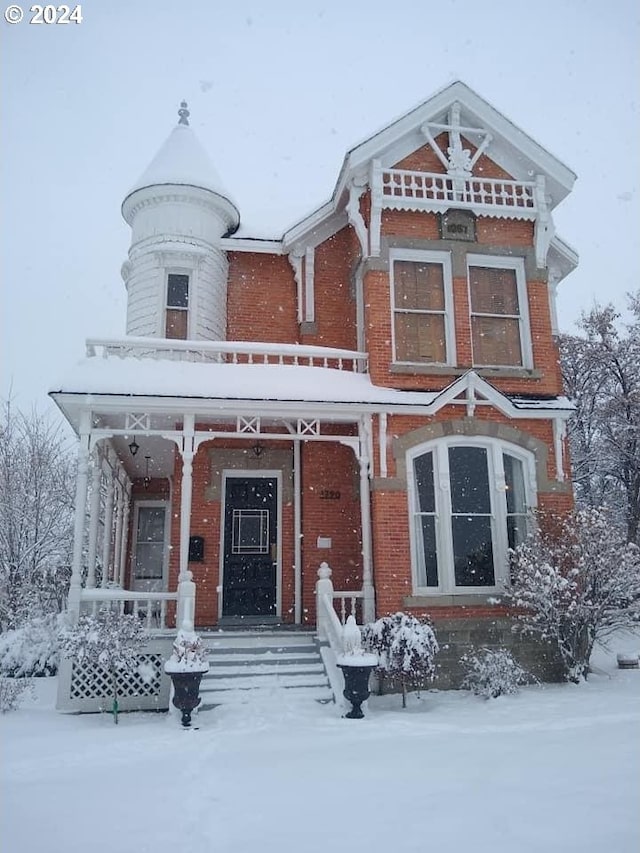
top-left (132, 504), bottom-right (167, 593)
top-left (223, 478), bottom-right (278, 617)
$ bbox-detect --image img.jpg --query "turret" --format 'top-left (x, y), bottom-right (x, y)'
top-left (120, 102), bottom-right (239, 340)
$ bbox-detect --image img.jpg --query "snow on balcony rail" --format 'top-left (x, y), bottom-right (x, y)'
top-left (381, 168), bottom-right (537, 215)
top-left (80, 588), bottom-right (178, 632)
top-left (86, 337), bottom-right (368, 373)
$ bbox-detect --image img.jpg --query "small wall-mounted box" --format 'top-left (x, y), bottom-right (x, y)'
top-left (317, 536), bottom-right (332, 549)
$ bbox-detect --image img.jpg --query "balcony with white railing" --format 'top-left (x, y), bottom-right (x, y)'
top-left (86, 337), bottom-right (369, 374)
top-left (379, 167), bottom-right (539, 218)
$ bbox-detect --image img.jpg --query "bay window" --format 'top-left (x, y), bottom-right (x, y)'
top-left (409, 439), bottom-right (534, 593)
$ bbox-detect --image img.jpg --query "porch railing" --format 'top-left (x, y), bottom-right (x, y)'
top-left (86, 337), bottom-right (369, 373)
top-left (79, 588), bottom-right (178, 632)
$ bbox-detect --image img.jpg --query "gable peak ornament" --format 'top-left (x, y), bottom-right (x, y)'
top-left (178, 101), bottom-right (190, 126)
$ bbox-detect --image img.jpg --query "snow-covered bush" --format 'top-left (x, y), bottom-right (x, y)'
top-left (0, 614), bottom-right (61, 677)
top-left (362, 612), bottom-right (439, 707)
top-left (59, 610), bottom-right (148, 723)
top-left (461, 648), bottom-right (532, 699)
top-left (508, 507), bottom-right (640, 682)
top-left (164, 628), bottom-right (209, 673)
top-left (0, 676), bottom-right (34, 712)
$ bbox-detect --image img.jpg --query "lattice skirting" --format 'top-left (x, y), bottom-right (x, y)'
top-left (56, 637), bottom-right (173, 713)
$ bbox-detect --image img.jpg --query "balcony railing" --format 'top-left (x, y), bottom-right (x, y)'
top-left (86, 337), bottom-right (369, 373)
top-left (380, 168), bottom-right (538, 217)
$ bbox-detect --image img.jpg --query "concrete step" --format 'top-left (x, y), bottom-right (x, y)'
top-left (201, 672), bottom-right (330, 692)
top-left (204, 662), bottom-right (326, 677)
top-left (200, 684), bottom-right (334, 708)
top-left (208, 650), bottom-right (321, 664)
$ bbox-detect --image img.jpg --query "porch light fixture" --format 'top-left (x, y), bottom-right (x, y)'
top-left (144, 455), bottom-right (151, 490)
top-left (128, 439), bottom-right (140, 457)
top-left (252, 441), bottom-right (264, 458)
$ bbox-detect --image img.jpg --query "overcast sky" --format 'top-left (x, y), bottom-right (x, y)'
top-left (2, 0), bottom-right (639, 414)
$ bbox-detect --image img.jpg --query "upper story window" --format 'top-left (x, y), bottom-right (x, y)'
top-left (391, 249), bottom-right (455, 365)
top-left (408, 438), bottom-right (534, 594)
top-left (165, 273), bottom-right (189, 339)
top-left (467, 255), bottom-right (532, 369)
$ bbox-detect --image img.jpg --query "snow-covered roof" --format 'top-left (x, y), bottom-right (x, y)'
top-left (49, 357), bottom-right (574, 432)
top-left (50, 357), bottom-right (440, 407)
top-left (122, 122), bottom-right (239, 222)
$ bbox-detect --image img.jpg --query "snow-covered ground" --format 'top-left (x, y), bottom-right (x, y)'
top-left (2, 635), bottom-right (639, 853)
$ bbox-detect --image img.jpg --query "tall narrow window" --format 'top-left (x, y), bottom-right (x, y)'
top-left (449, 446), bottom-right (495, 587)
top-left (468, 258), bottom-right (530, 367)
top-left (504, 453), bottom-right (527, 550)
top-left (391, 251), bottom-right (454, 365)
top-left (165, 273), bottom-right (189, 339)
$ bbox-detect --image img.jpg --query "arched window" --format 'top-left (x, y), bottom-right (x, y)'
top-left (407, 438), bottom-right (535, 594)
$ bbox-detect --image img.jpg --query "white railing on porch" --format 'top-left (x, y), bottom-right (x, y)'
top-left (380, 168), bottom-right (538, 215)
top-left (86, 337), bottom-right (369, 373)
top-left (316, 562), bottom-right (364, 652)
top-left (79, 588), bottom-right (178, 631)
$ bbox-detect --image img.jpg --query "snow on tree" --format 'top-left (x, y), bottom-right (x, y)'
top-left (461, 648), bottom-right (533, 699)
top-left (508, 507), bottom-right (640, 682)
top-left (362, 612), bottom-right (439, 707)
top-left (0, 400), bottom-right (75, 630)
top-left (560, 292), bottom-right (640, 544)
top-left (59, 609), bottom-right (148, 723)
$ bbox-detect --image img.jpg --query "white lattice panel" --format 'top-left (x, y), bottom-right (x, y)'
top-left (70, 653), bottom-right (163, 700)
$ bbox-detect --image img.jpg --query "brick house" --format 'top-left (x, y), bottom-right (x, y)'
top-left (52, 82), bottom-right (577, 706)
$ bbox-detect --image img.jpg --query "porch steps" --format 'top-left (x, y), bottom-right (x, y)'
top-left (199, 631), bottom-right (334, 707)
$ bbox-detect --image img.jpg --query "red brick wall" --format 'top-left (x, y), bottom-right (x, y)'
top-left (227, 253), bottom-right (298, 342)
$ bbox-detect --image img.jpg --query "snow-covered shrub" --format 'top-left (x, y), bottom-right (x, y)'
top-left (362, 612), bottom-right (439, 707)
top-left (0, 676), bottom-right (34, 712)
top-left (508, 507), bottom-right (640, 682)
top-left (164, 628), bottom-right (209, 673)
top-left (461, 648), bottom-right (532, 699)
top-left (0, 614), bottom-right (61, 677)
top-left (59, 610), bottom-right (148, 723)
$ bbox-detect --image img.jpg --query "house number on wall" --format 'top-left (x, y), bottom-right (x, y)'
top-left (319, 489), bottom-right (341, 500)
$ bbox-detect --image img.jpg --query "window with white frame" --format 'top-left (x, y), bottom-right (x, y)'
top-left (165, 273), bottom-right (190, 339)
top-left (467, 256), bottom-right (532, 368)
top-left (409, 438), bottom-right (534, 593)
top-left (391, 250), bottom-right (455, 365)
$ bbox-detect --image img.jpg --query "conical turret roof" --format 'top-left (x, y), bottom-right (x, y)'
top-left (122, 102), bottom-right (239, 229)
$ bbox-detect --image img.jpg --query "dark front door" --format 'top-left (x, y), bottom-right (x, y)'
top-left (222, 477), bottom-right (278, 618)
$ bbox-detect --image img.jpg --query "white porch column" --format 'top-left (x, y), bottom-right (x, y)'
top-left (100, 458), bottom-right (115, 587)
top-left (293, 439), bottom-right (302, 624)
top-left (112, 482), bottom-right (124, 587)
top-left (358, 417), bottom-right (375, 623)
top-left (68, 411), bottom-right (91, 621)
top-left (85, 449), bottom-right (102, 589)
top-left (118, 484), bottom-right (131, 588)
top-left (178, 414), bottom-right (195, 580)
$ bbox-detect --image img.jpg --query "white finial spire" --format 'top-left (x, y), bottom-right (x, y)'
top-left (178, 101), bottom-right (190, 126)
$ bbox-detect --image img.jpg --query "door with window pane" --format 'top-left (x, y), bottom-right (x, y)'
top-left (222, 477), bottom-right (278, 618)
top-left (132, 504), bottom-right (167, 592)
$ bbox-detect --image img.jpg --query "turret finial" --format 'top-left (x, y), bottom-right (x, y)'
top-left (178, 101), bottom-right (190, 126)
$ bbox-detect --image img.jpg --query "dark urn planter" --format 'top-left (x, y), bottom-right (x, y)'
top-left (168, 671), bottom-right (205, 727)
top-left (337, 660), bottom-right (377, 719)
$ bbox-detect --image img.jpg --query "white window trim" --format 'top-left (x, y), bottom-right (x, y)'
top-left (130, 500), bottom-right (170, 591)
top-left (163, 268), bottom-right (192, 339)
top-left (466, 254), bottom-right (533, 370)
top-left (406, 436), bottom-right (537, 596)
top-left (390, 249), bottom-right (456, 367)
